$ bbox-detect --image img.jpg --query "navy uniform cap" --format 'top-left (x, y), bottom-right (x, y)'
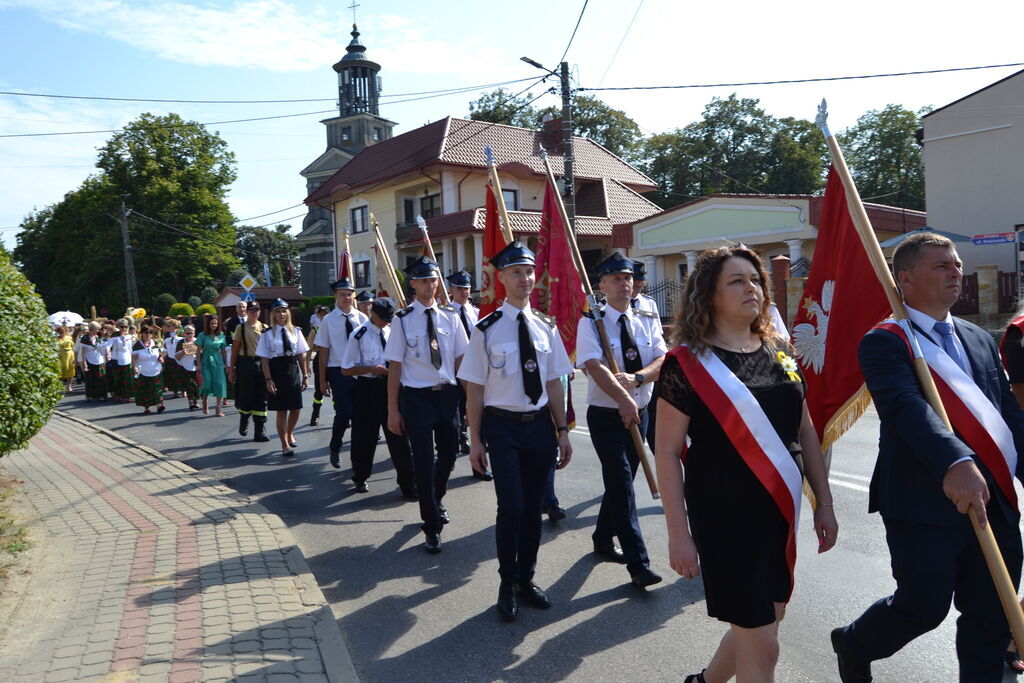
top-left (492, 240), bottom-right (535, 270)
top-left (371, 297), bottom-right (396, 321)
top-left (331, 277), bottom-right (355, 291)
top-left (595, 252), bottom-right (635, 277)
top-left (271, 298), bottom-right (289, 311)
top-left (446, 269), bottom-right (472, 288)
top-left (404, 255), bottom-right (440, 280)
top-left (631, 259), bottom-right (647, 281)
top-left (355, 290), bottom-right (375, 303)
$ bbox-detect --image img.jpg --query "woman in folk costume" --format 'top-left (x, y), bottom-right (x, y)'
top-left (196, 315), bottom-right (229, 416)
top-left (107, 319), bottom-right (135, 402)
top-left (56, 326), bottom-right (76, 392)
top-left (654, 246), bottom-right (838, 683)
top-left (174, 325), bottom-right (201, 411)
top-left (257, 299), bottom-right (310, 457)
top-left (162, 318), bottom-right (183, 398)
top-left (78, 321), bottom-right (109, 401)
top-left (132, 324), bottom-right (166, 414)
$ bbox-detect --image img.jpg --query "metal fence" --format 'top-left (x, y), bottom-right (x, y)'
top-left (646, 279), bottom-right (684, 319)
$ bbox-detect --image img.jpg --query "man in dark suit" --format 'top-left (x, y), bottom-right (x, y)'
top-left (832, 232), bottom-right (1024, 682)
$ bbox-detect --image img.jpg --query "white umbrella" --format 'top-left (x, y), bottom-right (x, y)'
top-left (48, 311), bottom-right (84, 327)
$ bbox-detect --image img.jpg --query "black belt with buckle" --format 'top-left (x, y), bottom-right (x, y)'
top-left (407, 383), bottom-right (452, 392)
top-left (486, 405), bottom-right (550, 423)
top-left (589, 404), bottom-right (648, 416)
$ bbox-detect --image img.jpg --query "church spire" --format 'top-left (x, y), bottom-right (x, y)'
top-left (332, 24), bottom-right (381, 116)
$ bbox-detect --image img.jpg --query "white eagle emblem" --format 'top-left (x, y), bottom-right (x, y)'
top-left (792, 280), bottom-right (835, 374)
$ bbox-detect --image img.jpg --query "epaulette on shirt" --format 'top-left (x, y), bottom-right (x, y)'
top-left (635, 309), bottom-right (658, 319)
top-left (476, 310), bottom-right (503, 331)
top-left (396, 306), bottom-right (415, 319)
top-left (439, 304), bottom-right (455, 313)
top-left (534, 311), bottom-right (557, 328)
top-left (354, 326), bottom-right (367, 340)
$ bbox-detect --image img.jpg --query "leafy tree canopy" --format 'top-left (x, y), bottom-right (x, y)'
top-left (235, 224), bottom-right (299, 287)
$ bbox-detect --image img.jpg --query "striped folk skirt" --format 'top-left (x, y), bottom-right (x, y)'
top-left (134, 374), bottom-right (164, 407)
top-left (108, 363), bottom-right (134, 400)
top-left (180, 369), bottom-right (199, 401)
top-left (84, 363), bottom-right (108, 399)
top-left (163, 360), bottom-right (182, 393)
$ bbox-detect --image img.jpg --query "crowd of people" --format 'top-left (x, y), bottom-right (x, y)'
top-left (56, 231), bottom-right (1024, 681)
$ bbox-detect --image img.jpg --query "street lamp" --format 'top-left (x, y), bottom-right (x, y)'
top-left (520, 56), bottom-right (575, 231)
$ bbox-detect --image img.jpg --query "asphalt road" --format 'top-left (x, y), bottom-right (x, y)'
top-left (57, 378), bottom-right (1023, 682)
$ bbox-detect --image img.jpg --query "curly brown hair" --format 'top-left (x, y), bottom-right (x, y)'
top-left (671, 245), bottom-right (784, 351)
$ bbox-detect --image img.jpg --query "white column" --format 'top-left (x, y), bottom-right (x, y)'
top-left (456, 236), bottom-right (466, 271)
top-left (446, 238), bottom-right (456, 275)
top-left (473, 234), bottom-right (483, 279)
top-left (684, 251), bottom-right (698, 273)
top-left (645, 255), bottom-right (657, 283)
top-left (784, 239), bottom-right (804, 263)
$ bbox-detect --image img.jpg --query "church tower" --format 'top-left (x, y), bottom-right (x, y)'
top-left (297, 24), bottom-right (397, 296)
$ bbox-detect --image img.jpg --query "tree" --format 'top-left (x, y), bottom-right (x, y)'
top-left (235, 224), bottom-right (298, 287)
top-left (539, 95), bottom-right (643, 161)
top-left (187, 295), bottom-right (201, 310)
top-left (638, 95), bottom-right (827, 207)
top-left (167, 302), bottom-right (195, 317)
top-left (154, 293), bottom-right (176, 316)
top-left (199, 285), bottom-right (219, 303)
top-left (0, 250), bottom-right (63, 457)
top-left (468, 88), bottom-right (541, 128)
top-left (838, 104), bottom-right (928, 211)
top-left (14, 113), bottom-right (241, 313)
top-left (196, 303), bottom-right (217, 316)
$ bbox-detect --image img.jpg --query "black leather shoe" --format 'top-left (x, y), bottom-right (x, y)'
top-left (472, 468), bottom-right (494, 481)
top-left (400, 485), bottom-right (418, 500)
top-left (630, 567), bottom-right (663, 589)
top-left (593, 543), bottom-right (627, 564)
top-left (329, 449), bottom-right (340, 469)
top-left (254, 433), bottom-right (269, 443)
top-left (308, 419), bottom-right (318, 427)
top-left (423, 533), bottom-right (442, 554)
top-left (439, 506), bottom-right (450, 525)
top-left (516, 581), bottom-right (551, 609)
top-left (546, 505), bottom-right (567, 521)
top-left (831, 627), bottom-right (872, 682)
top-left (353, 481), bottom-right (369, 493)
top-left (496, 584), bottom-right (518, 621)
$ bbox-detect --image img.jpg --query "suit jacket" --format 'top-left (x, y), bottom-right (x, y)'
top-left (859, 316), bottom-right (1024, 527)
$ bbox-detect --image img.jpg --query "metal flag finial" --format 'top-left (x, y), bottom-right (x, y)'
top-left (484, 146), bottom-right (495, 166)
top-left (416, 215), bottom-right (427, 230)
top-left (538, 143), bottom-right (548, 161)
top-left (815, 99), bottom-right (832, 138)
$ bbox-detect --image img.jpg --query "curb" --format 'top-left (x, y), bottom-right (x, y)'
top-left (52, 410), bottom-right (359, 682)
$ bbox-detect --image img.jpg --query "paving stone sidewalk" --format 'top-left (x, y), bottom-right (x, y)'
top-left (0, 411), bottom-right (356, 682)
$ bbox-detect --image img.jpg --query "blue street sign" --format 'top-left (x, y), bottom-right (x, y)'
top-left (972, 232), bottom-right (1016, 245)
top-left (241, 291), bottom-right (256, 303)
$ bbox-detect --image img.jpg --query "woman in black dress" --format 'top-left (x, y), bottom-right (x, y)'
top-left (257, 299), bottom-right (310, 457)
top-left (999, 313), bottom-right (1024, 674)
top-left (654, 246), bottom-right (837, 683)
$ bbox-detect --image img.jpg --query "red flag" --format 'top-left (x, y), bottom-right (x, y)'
top-left (339, 231), bottom-right (351, 281)
top-left (479, 183), bottom-right (507, 317)
top-left (792, 166), bottom-right (891, 448)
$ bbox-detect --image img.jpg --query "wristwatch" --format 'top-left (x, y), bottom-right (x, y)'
top-left (556, 425), bottom-right (569, 433)
top-left (634, 372), bottom-right (644, 387)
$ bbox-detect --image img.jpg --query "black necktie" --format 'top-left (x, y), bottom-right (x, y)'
top-left (344, 313), bottom-right (353, 338)
top-left (425, 309), bottom-right (442, 369)
top-left (459, 305), bottom-right (471, 338)
top-left (630, 297), bottom-right (639, 310)
top-left (380, 330), bottom-right (387, 351)
top-left (281, 327), bottom-right (292, 355)
top-left (518, 312), bottom-right (542, 405)
top-left (619, 314), bottom-right (643, 373)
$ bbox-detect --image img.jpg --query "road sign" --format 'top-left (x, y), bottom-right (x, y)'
top-left (972, 232), bottom-right (1017, 245)
top-left (239, 273), bottom-right (258, 290)
top-left (241, 291), bottom-right (256, 303)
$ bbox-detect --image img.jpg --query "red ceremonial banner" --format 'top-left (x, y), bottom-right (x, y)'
top-left (479, 183), bottom-right (507, 317)
top-left (792, 166), bottom-right (891, 448)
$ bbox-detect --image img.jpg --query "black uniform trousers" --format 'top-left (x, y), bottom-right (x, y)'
top-left (399, 383), bottom-right (459, 535)
top-left (483, 406), bottom-right (557, 584)
top-left (844, 510), bottom-right (1022, 682)
top-left (350, 376), bottom-right (414, 488)
top-left (587, 404), bottom-right (651, 574)
top-left (325, 366), bottom-right (354, 451)
top-left (234, 357), bottom-right (267, 419)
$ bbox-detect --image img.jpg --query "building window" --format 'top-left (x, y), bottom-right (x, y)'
top-left (373, 127), bottom-right (383, 141)
top-left (341, 126), bottom-right (352, 141)
top-left (403, 198), bottom-right (416, 225)
top-left (502, 189), bottom-right (519, 210)
top-left (354, 260), bottom-right (370, 288)
top-left (350, 205), bottom-right (368, 234)
top-left (420, 194), bottom-right (441, 220)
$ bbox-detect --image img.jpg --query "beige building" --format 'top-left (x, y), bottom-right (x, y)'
top-left (922, 67), bottom-right (1024, 275)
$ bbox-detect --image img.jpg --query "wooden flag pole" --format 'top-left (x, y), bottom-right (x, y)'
top-left (540, 148), bottom-right (660, 499)
top-left (370, 214), bottom-right (406, 308)
top-left (817, 99), bottom-right (1024, 647)
top-left (485, 146), bottom-right (515, 244)
top-left (416, 216), bottom-right (450, 305)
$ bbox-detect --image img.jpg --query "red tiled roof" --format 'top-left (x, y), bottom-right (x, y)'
top-left (809, 196), bottom-right (926, 234)
top-left (306, 117), bottom-right (657, 205)
top-left (214, 286), bottom-right (304, 306)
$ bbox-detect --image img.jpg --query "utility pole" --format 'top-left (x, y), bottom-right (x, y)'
top-left (521, 56), bottom-right (575, 232)
top-left (119, 197), bottom-right (139, 308)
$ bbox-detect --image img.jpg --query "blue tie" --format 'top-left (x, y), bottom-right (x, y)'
top-left (933, 321), bottom-right (967, 374)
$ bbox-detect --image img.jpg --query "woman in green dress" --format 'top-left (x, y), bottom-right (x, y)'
top-left (196, 315), bottom-right (229, 416)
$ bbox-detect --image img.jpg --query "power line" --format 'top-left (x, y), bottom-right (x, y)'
top-left (580, 61), bottom-right (1024, 92)
top-left (598, 0), bottom-right (644, 87)
top-left (558, 0), bottom-right (589, 65)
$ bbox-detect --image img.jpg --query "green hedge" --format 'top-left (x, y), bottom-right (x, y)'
top-left (154, 293), bottom-right (176, 316)
top-left (0, 251), bottom-right (63, 458)
top-left (167, 302), bottom-right (195, 317)
top-left (195, 303), bottom-right (216, 316)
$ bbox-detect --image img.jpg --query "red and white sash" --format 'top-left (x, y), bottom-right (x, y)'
top-left (876, 320), bottom-right (1018, 508)
top-left (670, 345), bottom-right (802, 595)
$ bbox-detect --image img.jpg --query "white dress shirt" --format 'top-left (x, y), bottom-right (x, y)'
top-left (133, 341), bottom-right (163, 377)
top-left (458, 300), bottom-right (573, 411)
top-left (341, 322), bottom-right (390, 378)
top-left (316, 306), bottom-right (368, 368)
top-left (80, 336), bottom-right (107, 365)
top-left (175, 339), bottom-right (198, 372)
top-left (904, 305), bottom-right (973, 377)
top-left (256, 326), bottom-right (310, 360)
top-left (450, 300), bottom-right (480, 338)
top-left (632, 292), bottom-right (661, 319)
top-left (384, 299), bottom-right (469, 388)
top-left (576, 303), bottom-right (667, 409)
top-left (108, 335), bottom-right (134, 366)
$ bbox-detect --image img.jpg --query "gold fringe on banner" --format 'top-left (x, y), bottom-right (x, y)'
top-left (803, 384), bottom-right (873, 508)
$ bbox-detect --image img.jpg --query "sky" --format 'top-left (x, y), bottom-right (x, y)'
top-left (2, 0), bottom-right (1023, 251)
